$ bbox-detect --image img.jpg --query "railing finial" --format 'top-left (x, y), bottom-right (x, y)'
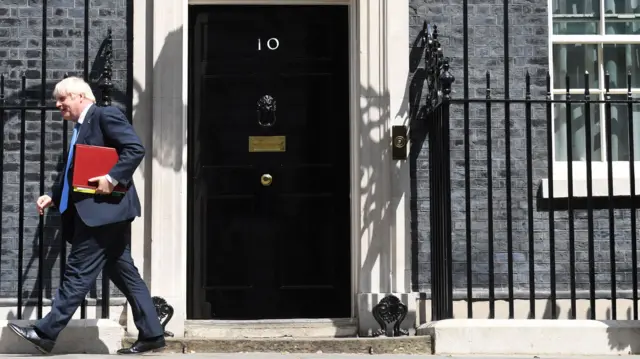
top-left (99, 28), bottom-right (113, 106)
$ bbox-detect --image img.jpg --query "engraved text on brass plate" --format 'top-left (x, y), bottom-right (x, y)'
top-left (248, 136), bottom-right (286, 152)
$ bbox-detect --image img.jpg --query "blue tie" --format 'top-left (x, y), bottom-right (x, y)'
top-left (59, 122), bottom-right (81, 213)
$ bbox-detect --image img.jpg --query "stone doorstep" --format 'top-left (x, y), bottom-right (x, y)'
top-left (121, 336), bottom-right (433, 355)
top-left (184, 318), bottom-right (359, 339)
top-left (0, 316), bottom-right (431, 355)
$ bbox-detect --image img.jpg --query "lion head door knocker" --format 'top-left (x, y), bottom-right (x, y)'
top-left (257, 95), bottom-right (276, 127)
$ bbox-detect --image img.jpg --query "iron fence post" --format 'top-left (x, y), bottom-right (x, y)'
top-left (424, 24), bottom-right (455, 320)
top-left (432, 59), bottom-right (454, 320)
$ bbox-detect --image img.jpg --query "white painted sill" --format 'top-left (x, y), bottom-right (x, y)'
top-left (540, 162), bottom-right (640, 198)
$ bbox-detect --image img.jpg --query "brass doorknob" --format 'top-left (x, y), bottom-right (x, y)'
top-left (260, 174), bottom-right (273, 186)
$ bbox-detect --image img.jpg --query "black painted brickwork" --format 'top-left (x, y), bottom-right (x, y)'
top-left (0, 0), bottom-right (129, 300)
top-left (410, 0), bottom-right (640, 305)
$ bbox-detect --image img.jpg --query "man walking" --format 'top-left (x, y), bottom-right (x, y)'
top-left (8, 77), bottom-right (166, 355)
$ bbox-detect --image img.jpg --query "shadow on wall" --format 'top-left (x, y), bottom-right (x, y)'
top-left (121, 24), bottom-right (186, 178)
top-left (405, 23), bottom-right (429, 293)
top-left (126, 12), bottom-right (186, 280)
top-left (606, 307), bottom-right (640, 354)
top-left (540, 297), bottom-right (560, 320)
top-left (354, 16), bottom-right (427, 337)
top-left (5, 158), bottom-right (65, 320)
top-left (358, 17), bottom-right (426, 296)
top-left (357, 84), bottom-right (395, 294)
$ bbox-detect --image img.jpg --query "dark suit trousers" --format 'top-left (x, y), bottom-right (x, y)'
top-left (35, 210), bottom-right (164, 341)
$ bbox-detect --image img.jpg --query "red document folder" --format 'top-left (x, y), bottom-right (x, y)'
top-left (72, 144), bottom-right (127, 195)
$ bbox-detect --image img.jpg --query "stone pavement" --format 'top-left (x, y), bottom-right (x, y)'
top-left (0, 355), bottom-right (406, 358)
top-left (1, 355), bottom-right (640, 359)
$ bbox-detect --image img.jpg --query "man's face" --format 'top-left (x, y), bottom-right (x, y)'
top-left (55, 93), bottom-right (85, 121)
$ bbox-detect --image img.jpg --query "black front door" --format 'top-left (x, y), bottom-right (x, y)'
top-left (187, 5), bottom-right (351, 320)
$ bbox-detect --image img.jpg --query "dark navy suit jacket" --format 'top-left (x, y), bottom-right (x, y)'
top-left (51, 105), bottom-right (144, 229)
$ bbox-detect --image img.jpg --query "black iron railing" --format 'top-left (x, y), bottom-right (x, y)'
top-left (424, 23), bottom-right (640, 321)
top-left (422, 24), bottom-right (455, 321)
top-left (0, 2), bottom-right (114, 321)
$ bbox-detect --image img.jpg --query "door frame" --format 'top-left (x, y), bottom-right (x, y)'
top-left (187, 0), bottom-right (359, 319)
top-left (134, 0), bottom-right (412, 336)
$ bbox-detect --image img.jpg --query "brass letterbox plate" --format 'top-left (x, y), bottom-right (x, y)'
top-left (248, 136), bottom-right (286, 152)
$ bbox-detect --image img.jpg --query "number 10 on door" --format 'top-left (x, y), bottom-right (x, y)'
top-left (258, 38), bottom-right (279, 51)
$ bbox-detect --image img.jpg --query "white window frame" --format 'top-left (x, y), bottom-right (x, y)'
top-left (543, 0), bottom-right (640, 198)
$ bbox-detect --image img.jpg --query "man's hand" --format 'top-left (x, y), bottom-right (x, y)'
top-left (36, 195), bottom-right (53, 215)
top-left (88, 175), bottom-right (115, 195)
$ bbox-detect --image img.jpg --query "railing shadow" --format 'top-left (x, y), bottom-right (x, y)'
top-left (6, 158), bottom-right (64, 321)
top-left (407, 22), bottom-right (428, 294)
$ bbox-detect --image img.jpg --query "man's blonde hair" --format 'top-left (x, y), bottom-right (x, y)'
top-left (53, 76), bottom-right (96, 102)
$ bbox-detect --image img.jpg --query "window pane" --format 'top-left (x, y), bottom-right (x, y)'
top-left (552, 0), bottom-right (599, 34)
top-left (604, 44), bottom-right (640, 89)
top-left (553, 44), bottom-right (599, 89)
top-left (606, 94), bottom-right (640, 161)
top-left (554, 94), bottom-right (602, 161)
top-left (604, 0), bottom-right (640, 35)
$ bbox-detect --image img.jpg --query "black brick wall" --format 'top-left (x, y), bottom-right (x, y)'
top-left (0, 0), bottom-right (129, 300)
top-left (411, 0), bottom-right (640, 306)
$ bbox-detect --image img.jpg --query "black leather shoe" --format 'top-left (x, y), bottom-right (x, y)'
top-left (8, 323), bottom-right (55, 354)
top-left (117, 337), bottom-right (165, 355)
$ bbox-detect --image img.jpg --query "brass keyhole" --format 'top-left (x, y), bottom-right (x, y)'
top-left (261, 174), bottom-right (273, 186)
